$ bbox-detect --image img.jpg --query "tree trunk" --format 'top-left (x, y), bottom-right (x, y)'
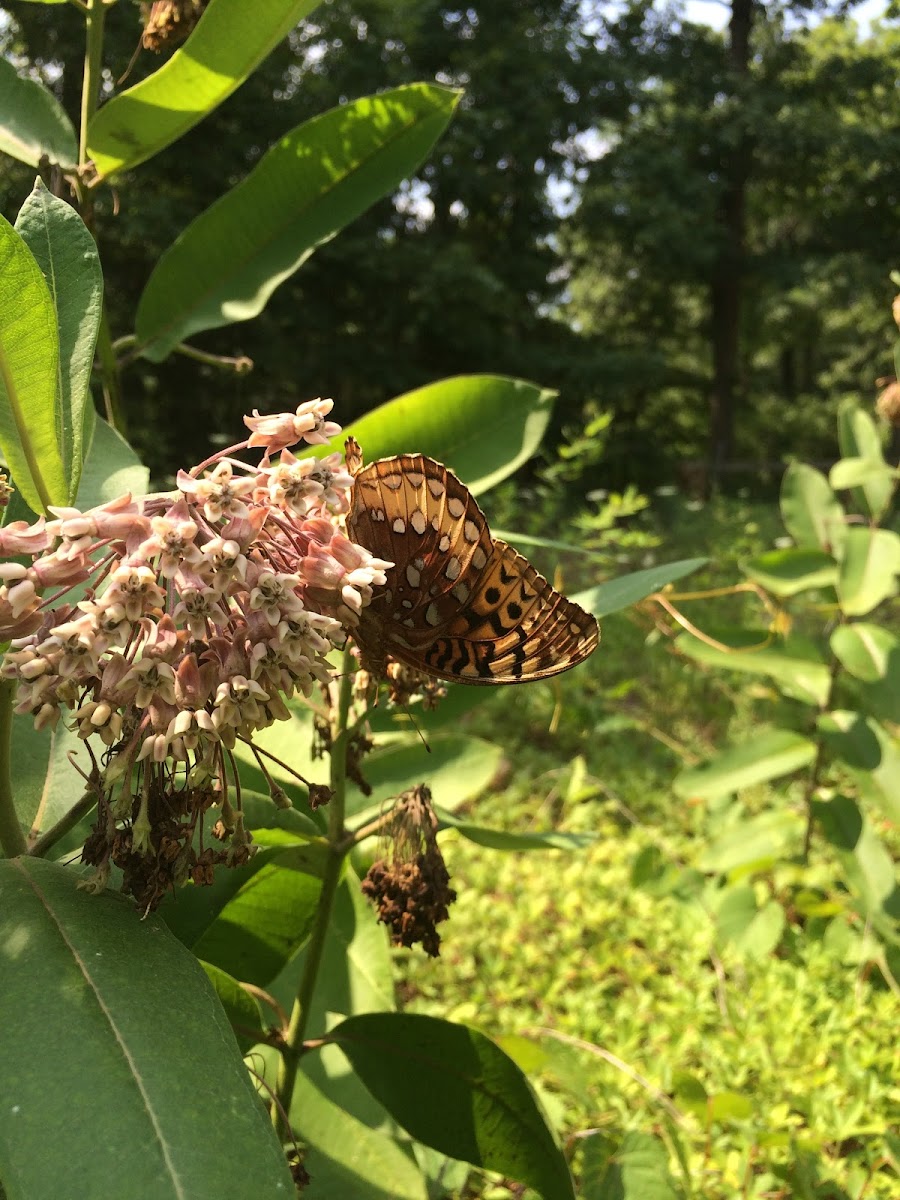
top-left (708, 0), bottom-right (753, 489)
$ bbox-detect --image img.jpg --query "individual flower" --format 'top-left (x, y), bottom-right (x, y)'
top-left (244, 398), bottom-right (341, 454)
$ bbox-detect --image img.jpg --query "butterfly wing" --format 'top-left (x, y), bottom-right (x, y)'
top-left (347, 453), bottom-right (599, 684)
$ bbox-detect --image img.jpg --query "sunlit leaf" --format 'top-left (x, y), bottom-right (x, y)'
top-left (673, 729), bottom-right (816, 801)
top-left (15, 181), bottom-right (102, 501)
top-left (741, 548), bottom-right (837, 596)
top-left (339, 375), bottom-right (555, 496)
top-left (135, 84), bottom-right (460, 360)
top-left (836, 528), bottom-right (900, 616)
top-left (87, 0), bottom-right (322, 178)
top-left (573, 557), bottom-right (708, 617)
top-left (780, 461), bottom-right (846, 557)
top-left (817, 711), bottom-right (900, 824)
top-left (675, 630), bottom-right (830, 706)
top-left (836, 400), bottom-right (893, 519)
top-left (0, 211), bottom-right (66, 512)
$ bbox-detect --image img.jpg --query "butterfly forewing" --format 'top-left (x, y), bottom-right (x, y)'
top-left (346, 450), bottom-right (598, 685)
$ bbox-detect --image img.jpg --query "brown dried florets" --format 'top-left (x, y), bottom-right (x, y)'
top-left (361, 785), bottom-right (456, 957)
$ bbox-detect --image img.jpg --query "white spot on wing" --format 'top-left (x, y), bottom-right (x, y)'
top-left (448, 497), bottom-right (465, 518)
top-left (464, 520), bottom-right (480, 543)
top-left (392, 517), bottom-right (406, 533)
top-left (425, 603), bottom-right (441, 626)
top-left (445, 557), bottom-right (461, 581)
top-left (410, 509), bottom-right (427, 534)
top-left (472, 547), bottom-right (488, 570)
top-left (406, 564), bottom-right (421, 587)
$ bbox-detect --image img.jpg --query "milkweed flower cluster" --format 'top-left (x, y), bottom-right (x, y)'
top-left (0, 399), bottom-right (391, 910)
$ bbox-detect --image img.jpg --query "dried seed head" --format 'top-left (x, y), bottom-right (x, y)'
top-left (360, 785), bottom-right (456, 957)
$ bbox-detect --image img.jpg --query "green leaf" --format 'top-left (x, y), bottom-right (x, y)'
top-left (715, 887), bottom-right (786, 958)
top-left (15, 180), bottom-right (102, 500)
top-left (573, 557), bottom-right (708, 617)
top-left (830, 623), bottom-right (900, 723)
top-left (698, 809), bottom-right (805, 874)
top-left (86, 0), bottom-right (322, 179)
top-left (200, 960), bottom-right (265, 1053)
top-left (780, 461), bottom-right (846, 557)
top-left (160, 841), bottom-right (329, 985)
top-left (434, 805), bottom-right (598, 851)
top-left (329, 1013), bottom-right (575, 1200)
top-left (831, 623), bottom-right (899, 683)
top-left (812, 795), bottom-right (899, 924)
top-left (836, 399), bottom-right (893, 519)
top-left (288, 1070), bottom-right (428, 1200)
top-left (675, 630), bottom-right (830, 706)
top-left (135, 84), bottom-right (460, 360)
top-left (817, 711), bottom-right (900, 825)
top-left (0, 210), bottom-right (67, 512)
top-left (829, 456), bottom-right (897, 492)
top-left (75, 415), bottom-right (150, 509)
top-left (0, 858), bottom-right (294, 1197)
top-left (341, 374), bottom-right (554, 496)
top-left (0, 59), bottom-right (77, 168)
top-left (581, 1131), bottom-right (680, 1200)
top-left (9, 713), bottom-right (91, 848)
top-left (346, 733), bottom-right (503, 824)
top-left (673, 730), bottom-right (816, 801)
top-left (741, 547), bottom-right (837, 596)
top-left (836, 527), bottom-right (900, 616)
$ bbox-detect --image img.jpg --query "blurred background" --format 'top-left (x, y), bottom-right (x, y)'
top-left (2, 0), bottom-right (897, 495)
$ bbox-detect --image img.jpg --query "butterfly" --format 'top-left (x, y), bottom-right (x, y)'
top-left (344, 438), bottom-right (599, 685)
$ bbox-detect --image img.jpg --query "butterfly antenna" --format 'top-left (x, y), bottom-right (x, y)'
top-left (400, 702), bottom-right (431, 754)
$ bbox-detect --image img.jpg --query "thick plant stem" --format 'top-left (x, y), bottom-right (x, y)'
top-left (79, 0), bottom-right (106, 172)
top-left (271, 654), bottom-right (355, 1137)
top-left (0, 681), bottom-right (27, 858)
top-left (29, 789), bottom-right (97, 858)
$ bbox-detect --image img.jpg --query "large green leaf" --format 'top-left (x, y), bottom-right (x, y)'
top-left (779, 461), bottom-right (846, 557)
top-left (200, 960), bottom-right (265, 1053)
top-left (817, 710), bottom-right (900, 825)
top-left (329, 1013), bottom-right (575, 1200)
top-left (741, 547), bottom-right (837, 596)
top-left (673, 729), bottom-right (816, 801)
top-left (675, 629), bottom-right (830, 706)
top-left (836, 400), bottom-right (893, 519)
top-left (160, 840), bottom-right (329, 985)
top-left (830, 623), bottom-right (900, 724)
top-left (573, 557), bottom-right (708, 617)
top-left (829, 456), bottom-right (897, 492)
top-left (0, 858), bottom-right (294, 1197)
top-left (341, 375), bottom-right (554, 496)
top-left (0, 211), bottom-right (66, 513)
top-left (135, 84), bottom-right (460, 360)
top-left (15, 181), bottom-right (102, 501)
top-left (0, 58), bottom-right (76, 168)
top-left (836, 527), bottom-right (900, 616)
top-left (86, 0), bottom-right (321, 179)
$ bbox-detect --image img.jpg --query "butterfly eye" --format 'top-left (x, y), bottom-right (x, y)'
top-left (346, 451), bottom-right (599, 685)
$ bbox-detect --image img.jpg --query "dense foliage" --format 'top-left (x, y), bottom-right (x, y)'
top-left (0, 2), bottom-right (897, 1198)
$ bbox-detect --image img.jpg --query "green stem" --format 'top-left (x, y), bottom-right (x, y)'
top-left (173, 343), bottom-right (254, 374)
top-left (79, 0), bottom-right (106, 172)
top-left (96, 301), bottom-right (126, 433)
top-left (29, 789), bottom-right (97, 858)
top-left (270, 654), bottom-right (355, 1137)
top-left (0, 681), bottom-right (27, 858)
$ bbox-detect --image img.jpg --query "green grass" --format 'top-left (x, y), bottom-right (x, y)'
top-left (396, 495), bottom-right (900, 1200)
